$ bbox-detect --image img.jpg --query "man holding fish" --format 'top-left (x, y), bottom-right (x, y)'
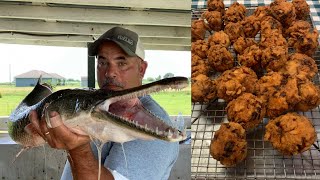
top-left (29, 27), bottom-right (180, 180)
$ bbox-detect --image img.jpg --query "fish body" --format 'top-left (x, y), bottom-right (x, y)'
top-left (8, 77), bottom-right (188, 147)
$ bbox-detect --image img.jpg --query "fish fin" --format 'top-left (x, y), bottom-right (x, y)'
top-left (12, 146), bottom-right (30, 164)
top-left (24, 123), bottom-right (46, 146)
top-left (22, 76), bottom-right (53, 106)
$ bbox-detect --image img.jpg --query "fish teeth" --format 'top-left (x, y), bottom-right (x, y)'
top-left (156, 127), bottom-right (159, 134)
top-left (144, 124), bottom-right (148, 129)
top-left (167, 129), bottom-right (173, 138)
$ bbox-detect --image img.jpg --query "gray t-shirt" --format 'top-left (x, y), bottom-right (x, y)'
top-left (61, 95), bottom-right (179, 180)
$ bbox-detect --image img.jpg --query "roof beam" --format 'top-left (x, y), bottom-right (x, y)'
top-left (1, 0), bottom-right (191, 10)
top-left (0, 4), bottom-right (190, 27)
top-left (0, 19), bottom-right (190, 38)
top-left (0, 39), bottom-right (190, 51)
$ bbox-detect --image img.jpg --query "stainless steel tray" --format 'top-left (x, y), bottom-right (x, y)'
top-left (191, 7), bottom-right (320, 180)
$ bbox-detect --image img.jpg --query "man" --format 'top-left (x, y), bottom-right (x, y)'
top-left (29, 27), bottom-right (179, 179)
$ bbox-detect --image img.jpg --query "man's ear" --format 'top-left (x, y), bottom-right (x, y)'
top-left (139, 60), bottom-right (148, 78)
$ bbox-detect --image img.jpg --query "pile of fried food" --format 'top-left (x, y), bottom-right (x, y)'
top-left (192, 0), bottom-right (319, 167)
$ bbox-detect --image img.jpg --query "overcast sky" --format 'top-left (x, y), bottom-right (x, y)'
top-left (0, 43), bottom-right (191, 83)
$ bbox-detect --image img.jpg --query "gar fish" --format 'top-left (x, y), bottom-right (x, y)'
top-left (8, 77), bottom-right (188, 147)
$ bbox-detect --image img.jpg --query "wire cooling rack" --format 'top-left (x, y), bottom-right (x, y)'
top-left (191, 7), bottom-right (320, 180)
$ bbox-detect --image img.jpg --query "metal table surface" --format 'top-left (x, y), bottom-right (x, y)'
top-left (191, 1), bottom-right (320, 179)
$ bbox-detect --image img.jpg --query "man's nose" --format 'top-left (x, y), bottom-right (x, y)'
top-left (105, 64), bottom-right (118, 78)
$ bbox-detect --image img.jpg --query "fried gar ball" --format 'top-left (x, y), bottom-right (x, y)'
top-left (253, 6), bottom-right (270, 20)
top-left (207, 0), bottom-right (225, 14)
top-left (201, 10), bottom-right (223, 31)
top-left (260, 31), bottom-right (287, 49)
top-left (295, 77), bottom-right (320, 111)
top-left (265, 112), bottom-right (316, 155)
top-left (207, 45), bottom-right (234, 72)
top-left (289, 29), bottom-right (319, 57)
top-left (261, 46), bottom-right (288, 72)
top-left (192, 19), bottom-right (207, 42)
top-left (226, 93), bottom-right (266, 130)
top-left (279, 53), bottom-right (317, 80)
top-left (237, 44), bottom-right (262, 71)
top-left (191, 74), bottom-right (216, 102)
top-left (224, 22), bottom-right (245, 44)
top-left (191, 40), bottom-right (209, 59)
top-left (208, 31), bottom-right (230, 48)
top-left (241, 15), bottom-right (261, 38)
top-left (260, 16), bottom-right (283, 35)
top-left (270, 1), bottom-right (296, 27)
top-left (292, 0), bottom-right (310, 20)
top-left (210, 122), bottom-right (247, 167)
top-left (224, 2), bottom-right (247, 24)
top-left (191, 54), bottom-right (210, 78)
top-left (233, 37), bottom-right (257, 55)
top-left (284, 20), bottom-right (311, 38)
top-left (216, 66), bottom-right (258, 102)
top-left (257, 72), bottom-right (301, 118)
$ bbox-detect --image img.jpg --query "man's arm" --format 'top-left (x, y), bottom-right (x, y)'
top-left (29, 110), bottom-right (114, 180)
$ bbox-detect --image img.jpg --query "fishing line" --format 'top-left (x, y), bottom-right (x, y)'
top-left (120, 143), bottom-right (129, 178)
top-left (90, 136), bottom-right (104, 180)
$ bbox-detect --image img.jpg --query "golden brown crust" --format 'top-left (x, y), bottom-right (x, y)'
top-left (201, 10), bottom-right (223, 31)
top-left (216, 66), bottom-right (258, 102)
top-left (253, 6), bottom-right (270, 20)
top-left (191, 54), bottom-right (210, 78)
top-left (207, 31), bottom-right (230, 48)
top-left (270, 1), bottom-right (296, 27)
top-left (295, 77), bottom-right (320, 111)
top-left (233, 37), bottom-right (257, 55)
top-left (191, 74), bottom-right (216, 102)
top-left (237, 44), bottom-right (262, 71)
top-left (241, 15), bottom-right (261, 38)
top-left (191, 19), bottom-right (207, 42)
top-left (260, 16), bottom-right (283, 35)
top-left (284, 20), bottom-right (311, 38)
top-left (289, 29), bottom-right (319, 57)
top-left (210, 122), bottom-right (247, 167)
top-left (279, 53), bottom-right (318, 80)
top-left (207, 45), bottom-right (234, 72)
top-left (191, 40), bottom-right (209, 59)
top-left (226, 93), bottom-right (266, 130)
top-left (224, 2), bottom-right (247, 24)
top-left (224, 22), bottom-right (245, 44)
top-left (207, 0), bottom-right (225, 14)
top-left (260, 31), bottom-right (287, 49)
top-left (261, 46), bottom-right (288, 72)
top-left (264, 113), bottom-right (316, 155)
top-left (292, 0), bottom-right (310, 20)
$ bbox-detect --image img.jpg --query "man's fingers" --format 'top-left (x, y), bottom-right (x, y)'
top-left (49, 111), bottom-right (64, 128)
top-left (29, 110), bottom-right (45, 138)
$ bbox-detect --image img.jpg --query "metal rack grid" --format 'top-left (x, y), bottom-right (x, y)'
top-left (191, 7), bottom-right (320, 180)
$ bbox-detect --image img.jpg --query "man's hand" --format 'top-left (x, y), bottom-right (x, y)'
top-left (29, 110), bottom-right (90, 151)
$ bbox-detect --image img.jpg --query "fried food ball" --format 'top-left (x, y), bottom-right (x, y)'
top-left (289, 29), bottom-right (319, 57)
top-left (284, 20), bottom-right (311, 38)
top-left (201, 10), bottom-right (223, 31)
top-left (253, 6), bottom-right (270, 20)
top-left (191, 74), bottom-right (216, 102)
top-left (260, 16), bottom-right (283, 35)
top-left (191, 40), bottom-right (209, 59)
top-left (226, 93), bottom-right (266, 130)
top-left (261, 46), bottom-right (288, 72)
top-left (191, 54), bottom-right (210, 78)
top-left (265, 112), bottom-right (316, 155)
top-left (295, 77), bottom-right (320, 111)
top-left (270, 1), bottom-right (296, 27)
top-left (207, 45), bottom-right (234, 72)
top-left (224, 2), bottom-right (247, 24)
top-left (210, 122), bottom-right (247, 167)
top-left (292, 0), bottom-right (310, 20)
top-left (208, 31), bottom-right (230, 48)
top-left (224, 22), bottom-right (245, 44)
top-left (257, 72), bottom-right (301, 118)
top-left (241, 15), bottom-right (261, 38)
top-left (233, 37), bottom-right (257, 55)
top-left (260, 32), bottom-right (287, 49)
top-left (237, 44), bottom-right (262, 71)
top-left (279, 53), bottom-right (317, 80)
top-left (192, 19), bottom-right (207, 42)
top-left (207, 0), bottom-right (225, 15)
top-left (216, 66), bottom-right (258, 102)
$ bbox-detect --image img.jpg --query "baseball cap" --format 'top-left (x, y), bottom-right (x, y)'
top-left (88, 27), bottom-right (145, 59)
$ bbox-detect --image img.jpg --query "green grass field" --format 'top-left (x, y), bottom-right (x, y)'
top-left (0, 83), bottom-right (191, 116)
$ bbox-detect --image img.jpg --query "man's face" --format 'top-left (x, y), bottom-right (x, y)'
top-left (96, 41), bottom-right (148, 91)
